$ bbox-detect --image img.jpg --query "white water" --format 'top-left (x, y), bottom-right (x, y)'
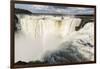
top-left (15, 14), bottom-right (93, 62)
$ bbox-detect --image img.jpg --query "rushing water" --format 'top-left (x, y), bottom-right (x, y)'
top-left (15, 14), bottom-right (94, 63)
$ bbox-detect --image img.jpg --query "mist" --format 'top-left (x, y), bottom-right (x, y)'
top-left (15, 14), bottom-right (94, 63)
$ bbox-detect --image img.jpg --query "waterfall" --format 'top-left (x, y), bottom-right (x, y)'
top-left (15, 14), bottom-right (82, 62)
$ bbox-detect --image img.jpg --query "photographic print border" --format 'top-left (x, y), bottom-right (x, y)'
top-left (10, 1), bottom-right (96, 68)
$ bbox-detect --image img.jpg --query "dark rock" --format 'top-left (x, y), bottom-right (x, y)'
top-left (15, 61), bottom-right (28, 65)
top-left (75, 15), bottom-right (94, 31)
top-left (28, 61), bottom-right (44, 64)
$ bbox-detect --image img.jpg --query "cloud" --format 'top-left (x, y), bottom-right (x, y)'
top-left (32, 5), bottom-right (50, 10)
top-left (15, 3), bottom-right (94, 15)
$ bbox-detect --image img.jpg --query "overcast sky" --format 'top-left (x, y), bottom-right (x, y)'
top-left (15, 3), bottom-right (94, 15)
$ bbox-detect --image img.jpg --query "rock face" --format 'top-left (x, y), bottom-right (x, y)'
top-left (75, 15), bottom-right (94, 31)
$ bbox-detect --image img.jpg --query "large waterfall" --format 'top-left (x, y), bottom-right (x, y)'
top-left (15, 14), bottom-right (94, 63)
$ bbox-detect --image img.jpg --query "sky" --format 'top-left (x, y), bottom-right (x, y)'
top-left (15, 3), bottom-right (94, 15)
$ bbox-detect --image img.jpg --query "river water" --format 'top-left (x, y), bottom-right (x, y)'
top-left (15, 14), bottom-right (94, 63)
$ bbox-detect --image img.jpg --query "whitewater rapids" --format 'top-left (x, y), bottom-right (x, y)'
top-left (15, 14), bottom-right (94, 63)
